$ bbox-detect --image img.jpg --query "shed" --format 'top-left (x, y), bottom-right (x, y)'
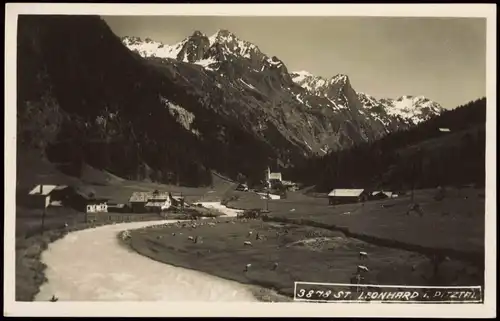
top-left (328, 189), bottom-right (368, 205)
top-left (28, 184), bottom-right (67, 209)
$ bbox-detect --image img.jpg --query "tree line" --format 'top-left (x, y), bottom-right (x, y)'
top-left (287, 98), bottom-right (486, 192)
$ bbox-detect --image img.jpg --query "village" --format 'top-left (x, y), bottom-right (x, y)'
top-left (22, 183), bottom-right (190, 226)
top-left (23, 165), bottom-right (402, 227)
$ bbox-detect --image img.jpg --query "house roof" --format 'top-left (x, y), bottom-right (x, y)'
top-left (328, 189), bottom-right (365, 197)
top-left (29, 184), bottom-right (67, 196)
top-left (130, 191), bottom-right (169, 203)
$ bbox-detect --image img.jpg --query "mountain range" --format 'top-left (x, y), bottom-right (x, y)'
top-left (16, 16), bottom-right (444, 186)
top-left (122, 30), bottom-right (444, 156)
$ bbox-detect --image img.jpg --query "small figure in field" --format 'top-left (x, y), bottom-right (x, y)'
top-left (350, 273), bottom-right (364, 293)
top-left (434, 186), bottom-right (446, 201)
top-left (272, 262), bottom-right (279, 271)
top-left (50, 295), bottom-right (58, 302)
top-left (357, 265), bottom-right (370, 274)
top-left (244, 263), bottom-right (251, 272)
top-left (359, 251), bottom-right (368, 260)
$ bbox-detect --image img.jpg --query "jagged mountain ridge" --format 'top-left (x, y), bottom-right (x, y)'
top-left (291, 70), bottom-right (443, 125)
top-left (122, 30), bottom-right (444, 155)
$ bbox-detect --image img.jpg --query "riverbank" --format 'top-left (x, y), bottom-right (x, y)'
top-left (34, 219), bottom-right (268, 302)
top-left (16, 215), bottom-right (166, 301)
top-left (16, 205), bottom-right (227, 301)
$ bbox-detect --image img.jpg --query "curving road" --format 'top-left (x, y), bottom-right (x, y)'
top-left (35, 203), bottom-right (258, 302)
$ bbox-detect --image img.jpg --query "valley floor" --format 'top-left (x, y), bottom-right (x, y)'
top-left (15, 160), bottom-right (485, 302)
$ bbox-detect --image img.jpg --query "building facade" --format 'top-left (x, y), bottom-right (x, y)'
top-left (85, 201), bottom-right (108, 213)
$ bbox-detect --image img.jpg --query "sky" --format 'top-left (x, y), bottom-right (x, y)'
top-left (103, 16), bottom-right (486, 109)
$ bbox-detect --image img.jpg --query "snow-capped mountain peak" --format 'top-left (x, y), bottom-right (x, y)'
top-left (209, 29), bottom-right (236, 46)
top-left (290, 71), bottom-right (328, 93)
top-left (206, 29), bottom-right (261, 60)
top-left (191, 30), bottom-right (207, 38)
top-left (291, 70), bottom-right (314, 82)
top-left (330, 74), bottom-right (349, 85)
top-left (121, 36), bottom-right (186, 60)
top-left (358, 92), bottom-right (444, 125)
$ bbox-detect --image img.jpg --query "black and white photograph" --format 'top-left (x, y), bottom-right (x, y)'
top-left (4, 3), bottom-right (496, 318)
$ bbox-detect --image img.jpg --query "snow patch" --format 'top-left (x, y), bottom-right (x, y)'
top-left (194, 57), bottom-right (218, 71)
top-left (160, 96), bottom-right (200, 136)
top-left (239, 78), bottom-right (257, 90)
top-left (303, 140), bottom-right (313, 151)
top-left (122, 37), bottom-right (185, 59)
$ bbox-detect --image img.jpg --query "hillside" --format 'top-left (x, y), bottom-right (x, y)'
top-left (17, 16), bottom-right (283, 186)
top-left (288, 98), bottom-right (486, 192)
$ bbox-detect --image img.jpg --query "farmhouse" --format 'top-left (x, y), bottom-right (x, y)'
top-left (328, 189), bottom-right (369, 205)
top-left (68, 186), bottom-right (109, 213)
top-left (27, 184), bottom-right (68, 209)
top-left (129, 190), bottom-right (172, 213)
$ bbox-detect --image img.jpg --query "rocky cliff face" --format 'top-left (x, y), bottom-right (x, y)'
top-left (122, 30), bottom-right (444, 156)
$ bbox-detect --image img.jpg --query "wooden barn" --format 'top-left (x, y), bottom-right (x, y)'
top-left (328, 189), bottom-right (369, 205)
top-left (129, 190), bottom-right (172, 213)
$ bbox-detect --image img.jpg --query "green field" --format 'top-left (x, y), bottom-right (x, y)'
top-left (228, 187), bottom-right (485, 262)
top-left (124, 184), bottom-right (484, 300)
top-left (127, 215), bottom-right (483, 300)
